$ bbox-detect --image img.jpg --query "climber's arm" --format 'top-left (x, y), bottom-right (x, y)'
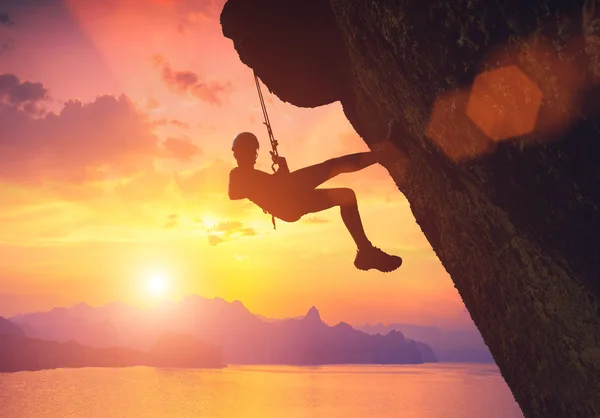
top-left (228, 170), bottom-right (245, 200)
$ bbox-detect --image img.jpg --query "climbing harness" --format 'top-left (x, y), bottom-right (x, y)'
top-left (253, 70), bottom-right (286, 230)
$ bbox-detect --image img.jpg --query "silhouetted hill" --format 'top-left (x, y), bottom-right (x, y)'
top-left (358, 323), bottom-right (493, 363)
top-left (11, 298), bottom-right (436, 365)
top-left (0, 332), bottom-right (223, 373)
top-left (0, 317), bottom-right (23, 336)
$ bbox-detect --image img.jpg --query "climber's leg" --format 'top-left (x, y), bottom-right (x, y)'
top-left (289, 152), bottom-right (379, 191)
top-left (301, 188), bottom-right (371, 250)
top-left (299, 188), bottom-right (402, 272)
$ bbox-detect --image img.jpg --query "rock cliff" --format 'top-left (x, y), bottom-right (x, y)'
top-left (221, 1), bottom-right (600, 417)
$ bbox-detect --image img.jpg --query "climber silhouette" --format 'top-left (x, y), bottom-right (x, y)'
top-left (228, 123), bottom-right (403, 273)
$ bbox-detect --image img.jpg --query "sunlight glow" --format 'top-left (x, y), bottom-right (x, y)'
top-left (203, 215), bottom-right (219, 231)
top-left (146, 273), bottom-right (168, 297)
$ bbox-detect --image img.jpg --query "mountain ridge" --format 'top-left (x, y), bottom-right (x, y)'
top-left (10, 297), bottom-right (437, 366)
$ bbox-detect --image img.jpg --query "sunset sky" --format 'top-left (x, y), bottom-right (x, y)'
top-left (0, 0), bottom-right (473, 329)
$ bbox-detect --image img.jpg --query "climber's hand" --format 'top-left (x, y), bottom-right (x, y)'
top-left (271, 153), bottom-right (286, 165)
top-left (271, 153), bottom-right (290, 174)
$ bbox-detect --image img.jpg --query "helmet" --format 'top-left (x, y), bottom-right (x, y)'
top-left (232, 132), bottom-right (259, 152)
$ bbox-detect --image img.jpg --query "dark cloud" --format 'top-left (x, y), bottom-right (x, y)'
top-left (152, 55), bottom-right (231, 105)
top-left (0, 13), bottom-right (15, 26)
top-left (0, 73), bottom-right (48, 111)
top-left (162, 136), bottom-right (201, 161)
top-left (0, 14), bottom-right (14, 55)
top-left (0, 13), bottom-right (13, 26)
top-left (0, 41), bottom-right (12, 55)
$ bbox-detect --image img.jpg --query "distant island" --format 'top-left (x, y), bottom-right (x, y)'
top-left (357, 322), bottom-right (494, 363)
top-left (0, 320), bottom-right (224, 373)
top-left (4, 298), bottom-right (441, 370)
top-left (257, 306), bottom-right (436, 365)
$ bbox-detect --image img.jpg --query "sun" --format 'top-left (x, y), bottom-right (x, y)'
top-left (146, 273), bottom-right (168, 297)
top-left (202, 214), bottom-right (219, 230)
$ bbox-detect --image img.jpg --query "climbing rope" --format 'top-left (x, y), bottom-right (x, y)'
top-left (253, 70), bottom-right (282, 230)
top-left (253, 70), bottom-right (281, 174)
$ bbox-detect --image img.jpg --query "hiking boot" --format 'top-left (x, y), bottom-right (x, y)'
top-left (354, 246), bottom-right (403, 273)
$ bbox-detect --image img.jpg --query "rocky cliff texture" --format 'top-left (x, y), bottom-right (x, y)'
top-left (221, 1), bottom-right (600, 417)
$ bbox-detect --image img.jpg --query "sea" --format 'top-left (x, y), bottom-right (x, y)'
top-left (0, 363), bottom-right (524, 418)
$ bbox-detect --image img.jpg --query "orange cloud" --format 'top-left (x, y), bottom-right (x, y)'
top-left (145, 97), bottom-right (161, 110)
top-left (162, 136), bottom-right (201, 161)
top-left (207, 234), bottom-right (225, 246)
top-left (173, 0), bottom-right (226, 33)
top-left (0, 77), bottom-right (168, 185)
top-left (169, 119), bottom-right (190, 130)
top-left (152, 55), bottom-right (231, 105)
top-left (164, 220), bottom-right (178, 228)
top-left (206, 220), bottom-right (257, 245)
top-left (0, 73), bottom-right (210, 196)
top-left (151, 118), bottom-right (191, 130)
top-left (162, 213), bottom-right (179, 229)
top-left (213, 220), bottom-right (243, 232)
